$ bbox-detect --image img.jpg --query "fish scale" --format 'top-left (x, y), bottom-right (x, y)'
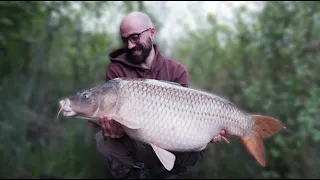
top-left (59, 77), bottom-right (285, 171)
top-left (116, 79), bottom-right (250, 151)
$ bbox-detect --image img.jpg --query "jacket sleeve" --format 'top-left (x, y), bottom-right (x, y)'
top-left (175, 63), bottom-right (190, 88)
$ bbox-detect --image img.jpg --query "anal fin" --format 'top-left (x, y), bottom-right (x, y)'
top-left (150, 143), bottom-right (176, 171)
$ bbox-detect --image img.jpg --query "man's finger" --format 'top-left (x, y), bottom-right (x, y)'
top-left (99, 116), bottom-right (105, 125)
top-left (99, 115), bottom-right (112, 137)
top-left (104, 121), bottom-right (113, 137)
top-left (99, 117), bottom-right (107, 136)
top-left (213, 136), bottom-right (218, 143)
top-left (220, 130), bottom-right (226, 135)
top-left (109, 120), bottom-right (117, 135)
top-left (217, 135), bottom-right (221, 141)
top-left (219, 130), bottom-right (230, 143)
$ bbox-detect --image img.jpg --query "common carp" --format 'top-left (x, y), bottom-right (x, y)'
top-left (58, 77), bottom-right (285, 171)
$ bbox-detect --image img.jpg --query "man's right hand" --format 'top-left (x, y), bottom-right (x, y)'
top-left (98, 115), bottom-right (125, 138)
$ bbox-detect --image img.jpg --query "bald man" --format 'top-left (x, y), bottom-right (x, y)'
top-left (92, 12), bottom-right (228, 179)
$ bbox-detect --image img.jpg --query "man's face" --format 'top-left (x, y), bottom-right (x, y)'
top-left (121, 28), bottom-right (153, 65)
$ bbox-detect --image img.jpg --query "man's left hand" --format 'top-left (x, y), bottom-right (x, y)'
top-left (211, 130), bottom-right (230, 143)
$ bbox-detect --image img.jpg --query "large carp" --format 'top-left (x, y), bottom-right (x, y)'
top-left (58, 78), bottom-right (285, 171)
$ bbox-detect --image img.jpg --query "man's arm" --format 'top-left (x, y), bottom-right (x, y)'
top-left (174, 63), bottom-right (190, 88)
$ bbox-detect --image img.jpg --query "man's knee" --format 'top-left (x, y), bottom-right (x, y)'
top-left (174, 151), bottom-right (203, 169)
top-left (95, 132), bottom-right (131, 159)
top-left (95, 132), bottom-right (137, 178)
top-left (95, 132), bottom-right (110, 157)
top-left (95, 133), bottom-right (159, 168)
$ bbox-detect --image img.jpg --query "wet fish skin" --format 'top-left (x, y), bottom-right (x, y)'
top-left (115, 79), bottom-right (251, 150)
top-left (58, 77), bottom-right (285, 171)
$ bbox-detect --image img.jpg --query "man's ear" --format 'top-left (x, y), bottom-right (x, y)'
top-left (150, 27), bottom-right (156, 40)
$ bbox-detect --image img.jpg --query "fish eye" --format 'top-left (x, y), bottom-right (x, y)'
top-left (82, 92), bottom-right (90, 99)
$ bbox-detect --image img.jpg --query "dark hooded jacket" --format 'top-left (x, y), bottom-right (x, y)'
top-left (104, 44), bottom-right (203, 169)
top-left (105, 44), bottom-right (189, 87)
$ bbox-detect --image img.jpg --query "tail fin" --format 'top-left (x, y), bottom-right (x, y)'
top-left (241, 115), bottom-right (285, 167)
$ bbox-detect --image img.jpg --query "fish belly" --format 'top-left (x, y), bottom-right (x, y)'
top-left (120, 108), bottom-right (215, 152)
top-left (116, 80), bottom-right (252, 152)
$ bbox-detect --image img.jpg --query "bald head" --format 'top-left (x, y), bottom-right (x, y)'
top-left (119, 12), bottom-right (156, 66)
top-left (120, 12), bottom-right (154, 36)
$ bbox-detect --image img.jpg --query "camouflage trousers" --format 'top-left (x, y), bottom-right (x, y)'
top-left (94, 131), bottom-right (204, 179)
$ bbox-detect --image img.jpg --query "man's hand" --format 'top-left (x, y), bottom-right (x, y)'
top-left (87, 115), bottom-right (125, 138)
top-left (99, 115), bottom-right (125, 138)
top-left (211, 130), bottom-right (230, 144)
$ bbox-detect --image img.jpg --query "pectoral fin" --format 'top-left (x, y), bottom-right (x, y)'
top-left (150, 143), bottom-right (176, 171)
top-left (111, 114), bottom-right (142, 129)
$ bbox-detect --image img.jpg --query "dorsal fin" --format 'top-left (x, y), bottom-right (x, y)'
top-left (158, 80), bottom-right (183, 87)
top-left (109, 77), bottom-right (184, 87)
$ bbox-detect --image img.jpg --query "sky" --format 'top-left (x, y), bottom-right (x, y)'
top-left (147, 1), bottom-right (263, 50)
top-left (81, 1), bottom-right (263, 48)
top-left (155, 1), bottom-right (256, 34)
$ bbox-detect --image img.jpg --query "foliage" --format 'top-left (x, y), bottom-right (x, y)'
top-left (0, 1), bottom-right (319, 179)
top-left (172, 1), bottom-right (320, 179)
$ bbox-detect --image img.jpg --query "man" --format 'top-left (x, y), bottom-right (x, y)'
top-left (91, 12), bottom-right (228, 179)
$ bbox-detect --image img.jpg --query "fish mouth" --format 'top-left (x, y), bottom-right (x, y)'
top-left (57, 99), bottom-right (77, 119)
top-left (56, 99), bottom-right (99, 122)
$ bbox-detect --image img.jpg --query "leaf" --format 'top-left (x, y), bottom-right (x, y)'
top-left (0, 17), bottom-right (13, 26)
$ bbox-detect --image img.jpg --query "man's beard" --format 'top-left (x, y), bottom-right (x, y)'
top-left (126, 38), bottom-right (153, 65)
